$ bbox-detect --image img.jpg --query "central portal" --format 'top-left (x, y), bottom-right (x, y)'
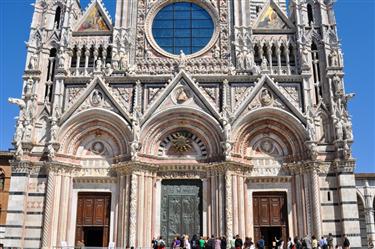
top-left (161, 180), bottom-right (202, 246)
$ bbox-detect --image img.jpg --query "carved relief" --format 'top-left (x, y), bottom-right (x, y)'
top-left (111, 86), bottom-right (134, 112)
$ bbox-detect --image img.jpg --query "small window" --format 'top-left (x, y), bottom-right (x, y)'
top-left (307, 4), bottom-right (314, 25)
top-left (0, 172), bottom-right (5, 191)
top-left (327, 191), bottom-right (331, 201)
top-left (54, 6), bottom-right (62, 29)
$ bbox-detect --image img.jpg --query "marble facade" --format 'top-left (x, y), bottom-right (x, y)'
top-left (1, 0), bottom-right (369, 248)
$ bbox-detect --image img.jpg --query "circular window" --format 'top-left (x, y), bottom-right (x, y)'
top-left (151, 2), bottom-right (214, 56)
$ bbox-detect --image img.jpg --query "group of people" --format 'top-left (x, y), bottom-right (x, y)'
top-left (151, 233), bottom-right (352, 249)
top-left (285, 234), bottom-right (351, 249)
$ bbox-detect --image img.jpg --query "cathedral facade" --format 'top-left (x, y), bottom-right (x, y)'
top-left (2, 0), bottom-right (365, 248)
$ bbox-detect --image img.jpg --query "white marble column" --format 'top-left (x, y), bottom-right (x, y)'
top-left (232, 175), bottom-right (238, 235)
top-left (129, 173), bottom-right (138, 247)
top-left (116, 175), bottom-right (125, 247)
top-left (310, 166), bottom-right (322, 237)
top-left (42, 170), bottom-right (55, 248)
top-left (225, 172), bottom-right (233, 240)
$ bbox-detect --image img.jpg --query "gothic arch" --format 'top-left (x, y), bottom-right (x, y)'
top-left (58, 108), bottom-right (131, 160)
top-left (232, 108), bottom-right (307, 163)
top-left (141, 108), bottom-right (223, 162)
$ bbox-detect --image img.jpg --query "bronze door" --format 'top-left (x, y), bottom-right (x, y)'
top-left (161, 180), bottom-right (202, 246)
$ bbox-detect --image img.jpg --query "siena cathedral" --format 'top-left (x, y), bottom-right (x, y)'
top-left (3, 0), bottom-right (375, 248)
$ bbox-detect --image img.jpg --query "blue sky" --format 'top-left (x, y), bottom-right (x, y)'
top-left (0, 0), bottom-right (374, 173)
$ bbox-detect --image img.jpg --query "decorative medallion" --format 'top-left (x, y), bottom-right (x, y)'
top-left (91, 141), bottom-right (105, 155)
top-left (173, 86), bottom-right (191, 104)
top-left (172, 132), bottom-right (192, 153)
top-left (259, 88), bottom-right (273, 106)
top-left (260, 139), bottom-right (274, 153)
top-left (90, 89), bottom-right (103, 107)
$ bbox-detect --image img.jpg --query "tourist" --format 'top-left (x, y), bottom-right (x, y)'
top-left (294, 237), bottom-right (302, 249)
top-left (185, 235), bottom-right (191, 249)
top-left (311, 235), bottom-right (318, 249)
top-left (229, 236), bottom-right (236, 249)
top-left (207, 235), bottom-right (216, 249)
top-left (152, 237), bottom-right (159, 249)
top-left (214, 237), bottom-right (221, 249)
top-left (257, 236), bottom-right (265, 249)
top-left (342, 236), bottom-right (350, 249)
top-left (158, 236), bottom-right (166, 249)
top-left (199, 236), bottom-right (206, 249)
top-left (275, 237), bottom-right (284, 249)
top-left (235, 235), bottom-right (243, 249)
top-left (327, 234), bottom-right (334, 249)
top-left (287, 237), bottom-right (294, 249)
top-left (302, 235), bottom-right (312, 249)
top-left (174, 236), bottom-right (182, 249)
top-left (191, 235), bottom-right (200, 249)
top-left (244, 237), bottom-right (251, 249)
top-left (319, 236), bottom-right (327, 249)
top-left (221, 236), bottom-right (227, 249)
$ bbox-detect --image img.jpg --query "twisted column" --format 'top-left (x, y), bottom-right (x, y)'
top-left (129, 173), bottom-right (138, 247)
top-left (42, 170), bottom-right (55, 248)
top-left (310, 164), bottom-right (322, 237)
top-left (225, 171), bottom-right (233, 240)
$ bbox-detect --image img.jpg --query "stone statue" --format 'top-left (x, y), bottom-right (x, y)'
top-left (301, 46), bottom-right (310, 69)
top-left (306, 141), bottom-right (318, 160)
top-left (95, 58), bottom-right (103, 72)
top-left (329, 50), bottom-right (339, 67)
top-left (237, 50), bottom-right (246, 70)
top-left (221, 141), bottom-right (233, 158)
top-left (104, 63), bottom-right (113, 76)
top-left (342, 141), bottom-right (351, 159)
top-left (49, 118), bottom-right (58, 143)
top-left (13, 118), bottom-right (24, 143)
top-left (178, 50), bottom-right (187, 70)
top-left (24, 78), bottom-right (34, 96)
top-left (91, 89), bottom-right (103, 107)
top-left (130, 141), bottom-right (142, 161)
top-left (23, 119), bottom-right (32, 141)
top-left (332, 74), bottom-right (343, 96)
top-left (261, 56), bottom-right (268, 71)
top-left (58, 48), bottom-right (65, 68)
top-left (132, 110), bottom-right (141, 143)
top-left (245, 49), bottom-right (255, 70)
top-left (305, 107), bottom-right (317, 141)
top-left (28, 54), bottom-right (38, 70)
top-left (343, 117), bottom-right (353, 141)
top-left (119, 52), bottom-right (128, 71)
top-left (332, 115), bottom-right (344, 141)
top-left (47, 143), bottom-right (55, 160)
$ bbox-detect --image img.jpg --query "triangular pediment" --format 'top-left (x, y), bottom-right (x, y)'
top-left (74, 0), bottom-right (112, 34)
top-left (142, 70), bottom-right (222, 125)
top-left (233, 75), bottom-right (306, 124)
top-left (60, 76), bottom-right (131, 125)
top-left (253, 0), bottom-right (295, 31)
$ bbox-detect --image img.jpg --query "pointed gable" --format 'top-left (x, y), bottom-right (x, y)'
top-left (232, 75), bottom-right (306, 125)
top-left (74, 0), bottom-right (112, 34)
top-left (60, 76), bottom-right (131, 125)
top-left (142, 70), bottom-right (222, 125)
top-left (253, 0), bottom-right (295, 32)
